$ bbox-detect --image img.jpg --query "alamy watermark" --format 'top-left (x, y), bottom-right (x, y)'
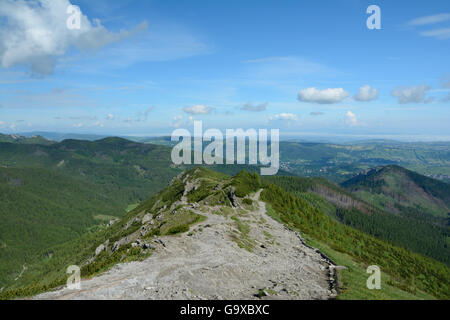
top-left (366, 5), bottom-right (381, 30)
top-left (171, 121), bottom-right (279, 176)
top-left (66, 265), bottom-right (81, 290)
top-left (66, 5), bottom-right (81, 30)
top-left (366, 265), bottom-right (381, 290)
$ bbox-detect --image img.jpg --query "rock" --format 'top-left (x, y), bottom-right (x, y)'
top-left (112, 237), bottom-right (129, 252)
top-left (143, 243), bottom-right (155, 250)
top-left (142, 214), bottom-right (153, 224)
top-left (124, 217), bottom-right (140, 230)
top-left (155, 239), bottom-right (166, 247)
top-left (112, 242), bottom-right (120, 252)
top-left (95, 244), bottom-right (105, 256)
top-left (108, 219), bottom-right (119, 227)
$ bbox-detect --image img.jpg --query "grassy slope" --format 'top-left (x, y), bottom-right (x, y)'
top-left (263, 174), bottom-right (450, 265)
top-left (0, 139), bottom-right (184, 288)
top-left (341, 165), bottom-right (450, 218)
top-left (0, 167), bottom-right (128, 288)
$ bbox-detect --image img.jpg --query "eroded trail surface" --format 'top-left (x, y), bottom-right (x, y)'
top-left (35, 190), bottom-right (336, 300)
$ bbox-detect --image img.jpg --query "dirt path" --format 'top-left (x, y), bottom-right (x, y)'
top-left (34, 190), bottom-right (336, 300)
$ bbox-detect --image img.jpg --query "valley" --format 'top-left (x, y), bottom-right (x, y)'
top-left (0, 135), bottom-right (449, 300)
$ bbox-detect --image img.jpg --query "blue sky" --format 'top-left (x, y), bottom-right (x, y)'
top-left (0, 0), bottom-right (449, 140)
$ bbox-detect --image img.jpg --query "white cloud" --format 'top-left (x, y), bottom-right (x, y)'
top-left (354, 85), bottom-right (379, 102)
top-left (407, 13), bottom-right (450, 26)
top-left (391, 84), bottom-right (433, 104)
top-left (240, 102), bottom-right (267, 112)
top-left (345, 111), bottom-right (358, 126)
top-left (298, 87), bottom-right (349, 104)
top-left (0, 121), bottom-right (5, 126)
top-left (183, 105), bottom-right (213, 115)
top-left (106, 114), bottom-right (115, 120)
top-left (0, 0), bottom-right (146, 75)
top-left (310, 112), bottom-right (324, 116)
top-left (419, 28), bottom-right (450, 40)
top-left (73, 123), bottom-right (84, 128)
top-left (269, 113), bottom-right (298, 121)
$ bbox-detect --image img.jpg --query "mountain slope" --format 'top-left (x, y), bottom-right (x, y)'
top-left (342, 165), bottom-right (450, 219)
top-left (263, 172), bottom-right (450, 265)
top-left (0, 166), bottom-right (129, 288)
top-left (1, 168), bottom-right (448, 300)
top-left (34, 189), bottom-right (335, 300)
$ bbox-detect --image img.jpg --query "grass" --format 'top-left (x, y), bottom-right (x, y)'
top-left (230, 215), bottom-right (255, 252)
top-left (305, 236), bottom-right (435, 300)
top-left (126, 203), bottom-right (140, 213)
top-left (160, 210), bottom-right (206, 236)
top-left (265, 204), bottom-right (433, 299)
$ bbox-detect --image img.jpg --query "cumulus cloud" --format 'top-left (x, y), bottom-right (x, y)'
top-left (240, 102), bottom-right (267, 112)
top-left (106, 114), bottom-right (115, 120)
top-left (0, 0), bottom-right (147, 75)
top-left (354, 85), bottom-right (379, 102)
top-left (391, 84), bottom-right (433, 104)
top-left (269, 113), bottom-right (298, 121)
top-left (298, 87), bottom-right (349, 104)
top-left (183, 105), bottom-right (213, 115)
top-left (345, 111), bottom-right (358, 126)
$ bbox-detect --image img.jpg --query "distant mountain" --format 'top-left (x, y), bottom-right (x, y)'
top-left (342, 165), bottom-right (450, 219)
top-left (18, 132), bottom-right (108, 142)
top-left (0, 133), bottom-right (54, 145)
top-left (278, 141), bottom-right (450, 183)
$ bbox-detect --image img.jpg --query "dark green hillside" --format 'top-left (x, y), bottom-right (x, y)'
top-left (342, 165), bottom-right (450, 219)
top-left (0, 138), bottom-right (182, 203)
top-left (263, 173), bottom-right (450, 265)
top-left (0, 167), bottom-right (127, 288)
top-left (0, 138), bottom-right (184, 288)
top-left (260, 181), bottom-right (449, 299)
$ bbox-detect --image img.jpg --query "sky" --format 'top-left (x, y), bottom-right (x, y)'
top-left (0, 0), bottom-right (449, 141)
